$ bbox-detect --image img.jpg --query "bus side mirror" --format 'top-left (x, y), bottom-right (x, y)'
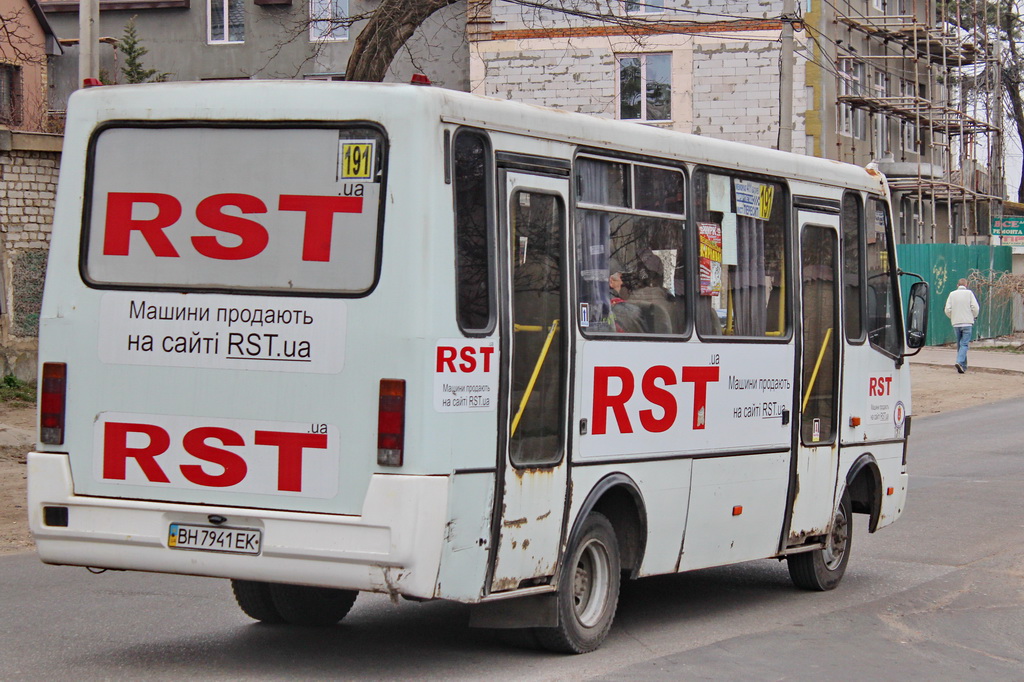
top-left (905, 281), bottom-right (929, 349)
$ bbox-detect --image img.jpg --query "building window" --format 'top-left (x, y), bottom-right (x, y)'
top-left (900, 78), bottom-right (918, 152)
top-left (624, 0), bottom-right (664, 12)
top-left (872, 71), bottom-right (890, 157)
top-left (311, 0), bottom-right (349, 41)
top-left (839, 58), bottom-right (866, 140)
top-left (618, 54), bottom-right (671, 122)
top-left (0, 64), bottom-right (21, 127)
top-left (209, 0), bottom-right (244, 43)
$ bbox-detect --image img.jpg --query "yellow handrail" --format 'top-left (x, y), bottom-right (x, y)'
top-left (726, 286), bottom-right (734, 335)
top-left (802, 327), bottom-right (833, 412)
top-left (775, 272), bottom-right (786, 334)
top-left (510, 319), bottom-right (560, 437)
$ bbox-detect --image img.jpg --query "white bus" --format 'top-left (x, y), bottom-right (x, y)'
top-left (29, 82), bottom-right (929, 653)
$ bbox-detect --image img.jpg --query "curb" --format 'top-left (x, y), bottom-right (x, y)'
top-left (909, 360), bottom-right (1024, 376)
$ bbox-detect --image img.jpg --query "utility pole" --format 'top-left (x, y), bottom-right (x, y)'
top-left (778, 0), bottom-right (795, 152)
top-left (78, 0), bottom-right (100, 87)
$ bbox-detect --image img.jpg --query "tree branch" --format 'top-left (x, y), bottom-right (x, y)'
top-left (345, 0), bottom-right (461, 82)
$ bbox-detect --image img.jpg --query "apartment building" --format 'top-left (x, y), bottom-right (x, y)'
top-left (469, 0), bottom-right (1002, 243)
top-left (40, 0), bottom-right (470, 111)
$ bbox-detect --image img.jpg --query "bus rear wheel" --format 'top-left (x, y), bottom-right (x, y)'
top-left (269, 584), bottom-right (358, 626)
top-left (787, 492), bottom-right (852, 591)
top-left (232, 579), bottom-right (285, 623)
top-left (534, 512), bottom-right (620, 654)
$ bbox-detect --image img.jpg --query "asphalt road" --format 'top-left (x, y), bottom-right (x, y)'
top-left (1, 400), bottom-right (1022, 680)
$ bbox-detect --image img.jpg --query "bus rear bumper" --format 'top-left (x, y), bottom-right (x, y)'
top-left (27, 452), bottom-right (449, 600)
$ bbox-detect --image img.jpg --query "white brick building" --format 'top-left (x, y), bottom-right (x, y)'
top-left (469, 0), bottom-right (1002, 244)
top-left (470, 0), bottom-right (807, 154)
top-left (0, 129), bottom-right (61, 379)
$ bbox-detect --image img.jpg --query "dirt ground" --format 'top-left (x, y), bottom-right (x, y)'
top-left (2, 363), bottom-right (1023, 555)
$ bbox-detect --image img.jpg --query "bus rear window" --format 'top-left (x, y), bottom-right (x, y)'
top-left (83, 125), bottom-right (386, 295)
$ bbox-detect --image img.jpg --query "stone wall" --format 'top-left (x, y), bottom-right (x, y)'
top-left (0, 130), bottom-right (61, 381)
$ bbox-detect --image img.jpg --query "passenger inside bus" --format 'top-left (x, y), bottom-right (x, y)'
top-left (627, 250), bottom-right (678, 334)
top-left (607, 262), bottom-right (648, 334)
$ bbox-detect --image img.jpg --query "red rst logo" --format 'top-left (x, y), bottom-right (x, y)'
top-left (102, 422), bottom-right (328, 492)
top-left (101, 192), bottom-right (364, 262)
top-left (592, 365), bottom-right (721, 434)
top-left (436, 345), bottom-right (496, 373)
top-left (869, 376), bottom-right (893, 396)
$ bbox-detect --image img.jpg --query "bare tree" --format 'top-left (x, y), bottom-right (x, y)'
top-left (345, 0), bottom-right (462, 81)
top-left (259, 0), bottom-right (674, 83)
top-left (943, 0), bottom-right (1024, 202)
top-left (0, 5), bottom-right (51, 131)
top-left (0, 7), bottom-right (45, 66)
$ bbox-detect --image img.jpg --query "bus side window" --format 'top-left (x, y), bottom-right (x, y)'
top-left (575, 156), bottom-right (688, 336)
top-left (865, 198), bottom-right (901, 356)
top-left (453, 130), bottom-right (494, 334)
top-left (842, 193), bottom-right (865, 342)
top-left (692, 170), bottom-right (788, 338)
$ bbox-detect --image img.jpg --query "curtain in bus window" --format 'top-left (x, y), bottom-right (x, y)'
top-left (576, 159), bottom-right (614, 332)
top-left (733, 215), bottom-right (767, 335)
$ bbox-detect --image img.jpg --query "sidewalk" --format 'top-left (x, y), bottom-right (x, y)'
top-left (908, 344), bottom-right (1024, 375)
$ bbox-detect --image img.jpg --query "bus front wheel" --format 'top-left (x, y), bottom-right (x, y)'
top-left (534, 512), bottom-right (621, 654)
top-left (787, 492), bottom-right (852, 591)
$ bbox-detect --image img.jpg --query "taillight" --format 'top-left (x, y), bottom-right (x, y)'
top-left (40, 362), bottom-right (67, 445)
top-left (377, 379), bottom-right (406, 467)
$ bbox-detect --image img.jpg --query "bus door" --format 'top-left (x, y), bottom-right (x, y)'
top-left (788, 213), bottom-right (842, 544)
top-left (490, 170), bottom-right (570, 592)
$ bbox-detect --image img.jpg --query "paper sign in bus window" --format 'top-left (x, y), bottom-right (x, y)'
top-left (735, 180), bottom-right (773, 221)
top-left (698, 223), bottom-right (723, 296)
top-left (339, 140), bottom-right (376, 180)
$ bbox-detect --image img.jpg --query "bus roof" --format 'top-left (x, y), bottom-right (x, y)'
top-left (68, 80), bottom-right (886, 196)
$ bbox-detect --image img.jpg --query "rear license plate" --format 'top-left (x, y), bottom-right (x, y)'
top-left (168, 523), bottom-right (261, 555)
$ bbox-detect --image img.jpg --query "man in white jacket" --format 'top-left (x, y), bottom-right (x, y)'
top-left (944, 278), bottom-right (980, 373)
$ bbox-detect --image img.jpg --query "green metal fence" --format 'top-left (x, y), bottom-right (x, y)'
top-left (896, 244), bottom-right (1013, 346)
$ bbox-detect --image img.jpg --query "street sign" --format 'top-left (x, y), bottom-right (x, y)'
top-left (991, 216), bottom-right (1024, 236)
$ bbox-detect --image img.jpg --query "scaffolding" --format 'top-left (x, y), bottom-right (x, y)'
top-left (831, 0), bottom-right (1003, 244)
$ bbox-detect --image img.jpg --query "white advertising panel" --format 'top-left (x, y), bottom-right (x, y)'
top-left (579, 341), bottom-right (794, 459)
top-left (433, 339), bottom-right (499, 412)
top-left (98, 291), bottom-right (346, 373)
top-left (85, 126), bottom-right (383, 294)
top-left (94, 412), bottom-right (341, 498)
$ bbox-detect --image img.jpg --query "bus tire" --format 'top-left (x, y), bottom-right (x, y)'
top-left (534, 512), bottom-right (620, 654)
top-left (231, 579), bottom-right (285, 624)
top-left (269, 584), bottom-right (358, 626)
top-left (787, 492), bottom-right (852, 591)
